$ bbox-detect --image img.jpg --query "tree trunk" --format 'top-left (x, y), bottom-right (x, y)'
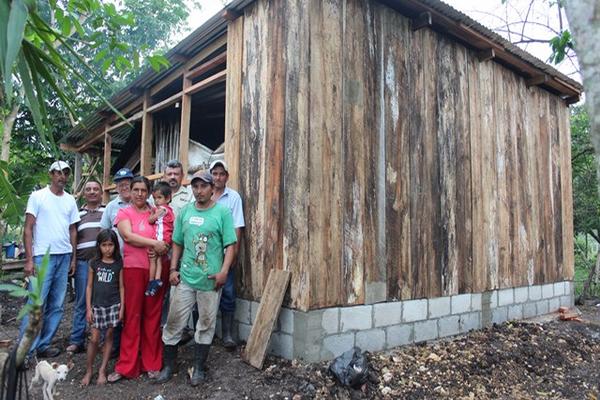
top-left (1, 103), bottom-right (19, 162)
top-left (564, 1), bottom-right (600, 185)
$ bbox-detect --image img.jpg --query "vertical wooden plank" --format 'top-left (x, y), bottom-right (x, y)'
top-left (179, 78), bottom-right (192, 177)
top-left (537, 91), bottom-right (552, 283)
top-left (480, 61), bottom-right (499, 290)
top-left (308, 0), bottom-right (344, 308)
top-left (224, 17), bottom-right (244, 191)
top-left (283, 0), bottom-right (310, 311)
top-left (102, 127), bottom-right (112, 204)
top-left (468, 53), bottom-right (487, 293)
top-left (549, 96), bottom-right (563, 282)
top-left (140, 91), bottom-right (154, 176)
top-left (435, 36), bottom-right (459, 296)
top-left (454, 45), bottom-right (472, 294)
top-left (493, 64), bottom-right (510, 289)
top-left (74, 153), bottom-right (82, 193)
top-left (409, 25), bottom-right (430, 299)
top-left (382, 8), bottom-right (412, 300)
top-left (262, 0), bottom-right (286, 286)
top-left (527, 88), bottom-right (543, 284)
top-left (239, 0), bottom-right (269, 300)
top-left (559, 104), bottom-right (575, 280)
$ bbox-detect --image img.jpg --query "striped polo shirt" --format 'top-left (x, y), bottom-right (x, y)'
top-left (77, 205), bottom-right (105, 261)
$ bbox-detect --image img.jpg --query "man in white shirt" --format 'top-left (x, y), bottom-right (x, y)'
top-left (20, 160), bottom-right (80, 358)
top-left (209, 160), bottom-right (245, 349)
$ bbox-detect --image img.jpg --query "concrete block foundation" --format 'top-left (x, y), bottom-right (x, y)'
top-left (218, 280), bottom-right (573, 362)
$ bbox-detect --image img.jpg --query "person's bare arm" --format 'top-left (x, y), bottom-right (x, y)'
top-left (208, 245), bottom-right (235, 290)
top-left (169, 242), bottom-right (183, 286)
top-left (232, 227), bottom-right (242, 264)
top-left (117, 219), bottom-right (168, 254)
top-left (69, 223), bottom-right (77, 276)
top-left (23, 214), bottom-right (36, 277)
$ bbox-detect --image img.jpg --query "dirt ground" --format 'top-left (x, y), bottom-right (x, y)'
top-left (1, 279), bottom-right (600, 400)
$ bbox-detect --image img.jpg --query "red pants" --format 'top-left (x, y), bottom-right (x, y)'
top-left (115, 262), bottom-right (168, 378)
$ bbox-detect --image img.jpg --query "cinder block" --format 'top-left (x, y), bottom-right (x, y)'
top-left (414, 320), bottom-right (438, 342)
top-left (536, 300), bottom-right (549, 315)
top-left (489, 290), bottom-right (498, 308)
top-left (386, 324), bottom-right (413, 348)
top-left (268, 332), bottom-right (293, 359)
top-left (374, 302), bottom-right (402, 327)
top-left (492, 307), bottom-right (508, 324)
top-left (250, 301), bottom-right (260, 323)
top-left (471, 293), bottom-right (482, 311)
top-left (498, 288), bottom-right (514, 306)
top-left (340, 305), bottom-right (372, 332)
top-left (548, 297), bottom-right (560, 312)
top-left (356, 329), bottom-right (386, 352)
top-left (238, 323), bottom-right (252, 342)
top-left (451, 294), bottom-right (471, 314)
top-left (553, 282), bottom-right (565, 296)
top-left (560, 295), bottom-right (573, 308)
top-left (429, 297), bottom-right (451, 318)
top-left (482, 290), bottom-right (498, 308)
top-left (322, 308), bottom-right (340, 334)
top-left (459, 312), bottom-right (481, 333)
top-left (235, 299), bottom-right (251, 325)
top-left (523, 302), bottom-right (537, 318)
top-left (322, 333), bottom-right (355, 359)
top-left (529, 285), bottom-right (542, 301)
top-left (508, 304), bottom-right (523, 320)
top-left (403, 299), bottom-right (428, 322)
top-left (514, 286), bottom-right (529, 303)
top-left (278, 308), bottom-right (294, 334)
top-left (542, 284), bottom-right (554, 299)
top-left (565, 281), bottom-right (574, 295)
top-left (438, 315), bottom-right (460, 338)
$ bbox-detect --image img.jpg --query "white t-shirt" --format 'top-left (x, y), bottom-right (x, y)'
top-left (215, 187), bottom-right (245, 229)
top-left (26, 187), bottom-right (80, 256)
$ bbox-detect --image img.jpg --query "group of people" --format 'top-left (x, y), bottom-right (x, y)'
top-left (20, 158), bottom-right (245, 387)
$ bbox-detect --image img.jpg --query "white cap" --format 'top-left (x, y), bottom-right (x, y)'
top-left (48, 160), bottom-right (70, 172)
top-left (209, 159), bottom-right (228, 172)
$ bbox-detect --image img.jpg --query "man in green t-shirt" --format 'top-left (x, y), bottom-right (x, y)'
top-left (157, 170), bottom-right (237, 386)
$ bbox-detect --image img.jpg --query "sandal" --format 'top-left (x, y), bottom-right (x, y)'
top-left (107, 372), bottom-right (123, 383)
top-left (147, 370), bottom-right (160, 379)
top-left (66, 344), bottom-right (83, 353)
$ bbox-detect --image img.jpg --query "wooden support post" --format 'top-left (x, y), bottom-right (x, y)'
top-left (412, 11), bottom-right (432, 31)
top-left (102, 128), bottom-right (112, 204)
top-left (140, 91), bottom-right (154, 176)
top-left (73, 153), bottom-right (82, 192)
top-left (224, 17), bottom-right (244, 191)
top-left (179, 77), bottom-right (192, 176)
top-left (477, 48), bottom-right (495, 62)
top-left (526, 74), bottom-right (548, 88)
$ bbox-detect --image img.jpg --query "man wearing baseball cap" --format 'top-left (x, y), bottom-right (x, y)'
top-left (209, 159), bottom-right (245, 350)
top-left (20, 160), bottom-right (80, 358)
top-left (157, 170), bottom-right (236, 386)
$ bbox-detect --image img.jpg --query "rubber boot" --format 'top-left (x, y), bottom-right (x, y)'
top-left (221, 312), bottom-right (236, 350)
top-left (190, 344), bottom-right (210, 387)
top-left (156, 345), bottom-right (177, 384)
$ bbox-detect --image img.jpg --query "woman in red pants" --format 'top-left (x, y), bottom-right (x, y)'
top-left (108, 176), bottom-right (170, 382)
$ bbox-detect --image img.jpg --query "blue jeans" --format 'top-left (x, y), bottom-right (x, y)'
top-left (69, 259), bottom-right (89, 347)
top-left (219, 267), bottom-right (236, 313)
top-left (20, 253), bottom-right (71, 353)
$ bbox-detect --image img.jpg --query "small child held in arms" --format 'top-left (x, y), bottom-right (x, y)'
top-left (145, 181), bottom-right (174, 296)
top-left (82, 229), bottom-right (123, 386)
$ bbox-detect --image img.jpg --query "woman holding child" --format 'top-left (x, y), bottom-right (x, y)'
top-left (107, 176), bottom-right (171, 382)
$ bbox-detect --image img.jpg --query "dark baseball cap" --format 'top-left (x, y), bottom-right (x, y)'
top-left (190, 170), bottom-right (213, 185)
top-left (114, 168), bottom-right (134, 181)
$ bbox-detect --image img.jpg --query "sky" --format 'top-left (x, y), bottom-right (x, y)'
top-left (181, 0), bottom-right (579, 80)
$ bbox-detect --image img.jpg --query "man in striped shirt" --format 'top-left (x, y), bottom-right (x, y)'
top-left (67, 180), bottom-right (105, 354)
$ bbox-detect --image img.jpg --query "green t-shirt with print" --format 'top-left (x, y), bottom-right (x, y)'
top-left (173, 202), bottom-right (237, 291)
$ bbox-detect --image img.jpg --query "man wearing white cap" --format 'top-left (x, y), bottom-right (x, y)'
top-left (20, 160), bottom-right (80, 358)
top-left (209, 159), bottom-right (245, 350)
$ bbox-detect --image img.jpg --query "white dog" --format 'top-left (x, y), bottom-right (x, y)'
top-left (29, 360), bottom-right (74, 400)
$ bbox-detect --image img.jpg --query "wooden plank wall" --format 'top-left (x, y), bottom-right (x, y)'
top-left (233, 0), bottom-right (575, 310)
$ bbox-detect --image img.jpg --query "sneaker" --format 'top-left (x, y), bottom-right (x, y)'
top-left (36, 346), bottom-right (61, 358)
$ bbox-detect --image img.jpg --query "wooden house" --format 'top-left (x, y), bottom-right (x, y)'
top-left (63, 0), bottom-right (582, 361)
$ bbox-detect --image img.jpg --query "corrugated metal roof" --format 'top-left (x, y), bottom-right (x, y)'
top-left (64, 0), bottom-right (583, 149)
